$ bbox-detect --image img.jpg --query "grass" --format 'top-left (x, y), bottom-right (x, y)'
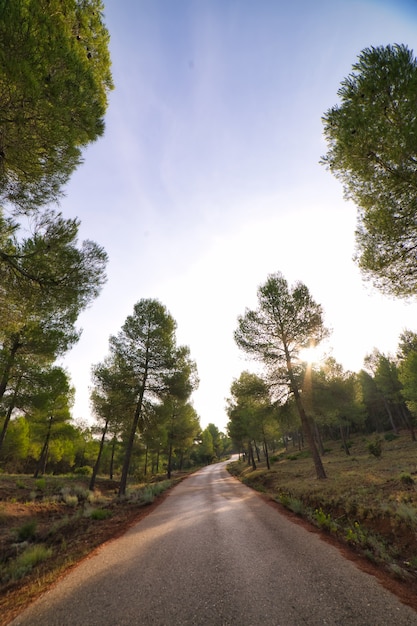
top-left (228, 431), bottom-right (417, 580)
top-left (0, 471), bottom-right (191, 623)
top-left (2, 545), bottom-right (53, 582)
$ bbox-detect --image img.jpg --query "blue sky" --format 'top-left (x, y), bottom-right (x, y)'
top-left (61, 0), bottom-right (417, 431)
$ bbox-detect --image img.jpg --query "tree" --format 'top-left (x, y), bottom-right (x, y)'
top-left (322, 44), bottom-right (417, 297)
top-left (160, 346), bottom-right (199, 478)
top-left (226, 372), bottom-right (276, 469)
top-left (0, 210), bottom-right (107, 407)
top-left (199, 428), bottom-right (215, 465)
top-left (234, 272), bottom-right (329, 479)
top-left (109, 299), bottom-right (178, 496)
top-left (24, 367), bottom-right (74, 477)
top-left (0, 0), bottom-right (113, 211)
top-left (88, 358), bottom-right (131, 490)
top-left (397, 330), bottom-right (417, 360)
top-left (399, 351), bottom-right (417, 418)
top-left (364, 350), bottom-right (414, 438)
top-left (308, 359), bottom-right (364, 454)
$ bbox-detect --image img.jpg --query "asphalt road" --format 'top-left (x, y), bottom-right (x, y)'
top-left (10, 460), bottom-right (417, 625)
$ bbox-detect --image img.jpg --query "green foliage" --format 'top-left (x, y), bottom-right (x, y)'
top-left (5, 544), bottom-right (52, 581)
top-left (399, 350), bottom-right (417, 416)
top-left (88, 508), bottom-right (112, 520)
top-left (0, 0), bottom-right (113, 211)
top-left (0, 211), bottom-right (108, 455)
top-left (35, 478), bottom-right (46, 491)
top-left (322, 44), bottom-right (417, 297)
top-left (16, 520), bottom-right (37, 542)
top-left (384, 432), bottom-right (399, 442)
top-left (399, 472), bottom-right (414, 486)
top-left (367, 438), bottom-right (383, 458)
top-left (234, 272), bottom-right (329, 480)
top-left (312, 507), bottom-right (338, 533)
top-left (73, 466), bottom-right (93, 476)
top-left (125, 480), bottom-right (172, 504)
top-left (345, 521), bottom-right (367, 546)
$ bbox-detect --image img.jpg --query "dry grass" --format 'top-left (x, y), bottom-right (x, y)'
top-left (228, 432), bottom-right (417, 579)
top-left (0, 474), bottom-right (180, 625)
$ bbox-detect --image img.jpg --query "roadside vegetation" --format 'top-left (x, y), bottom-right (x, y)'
top-left (0, 419), bottom-right (231, 624)
top-left (228, 431), bottom-right (417, 583)
top-left (0, 473), bottom-right (186, 624)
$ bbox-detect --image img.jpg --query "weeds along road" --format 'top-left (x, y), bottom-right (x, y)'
top-left (10, 460), bottom-right (417, 626)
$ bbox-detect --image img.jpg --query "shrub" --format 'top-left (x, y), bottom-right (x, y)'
top-left (384, 432), bottom-right (399, 442)
top-left (35, 478), bottom-right (46, 491)
top-left (16, 520), bottom-right (37, 542)
top-left (89, 508), bottom-right (112, 520)
top-left (367, 438), bottom-right (383, 458)
top-left (345, 521), bottom-right (367, 546)
top-left (7, 545), bottom-right (52, 581)
top-left (63, 494), bottom-right (78, 507)
top-left (312, 508), bottom-right (338, 533)
top-left (287, 497), bottom-right (305, 515)
top-left (399, 472), bottom-right (414, 486)
top-left (73, 466), bottom-right (92, 476)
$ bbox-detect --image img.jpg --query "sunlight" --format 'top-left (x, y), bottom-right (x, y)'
top-left (298, 344), bottom-right (325, 365)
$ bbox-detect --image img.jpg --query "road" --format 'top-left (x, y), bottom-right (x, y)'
top-left (10, 460), bottom-right (417, 625)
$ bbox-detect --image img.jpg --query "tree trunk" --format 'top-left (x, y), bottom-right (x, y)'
top-left (0, 335), bottom-right (21, 405)
top-left (248, 441), bottom-right (256, 470)
top-left (381, 396), bottom-right (398, 433)
top-left (339, 422), bottom-right (350, 455)
top-left (89, 418), bottom-right (109, 491)
top-left (109, 437), bottom-right (116, 480)
top-left (119, 367), bottom-right (148, 497)
top-left (285, 351), bottom-right (326, 479)
top-left (144, 445), bottom-right (148, 477)
top-left (0, 374), bottom-right (22, 454)
top-left (400, 405), bottom-right (416, 442)
top-left (167, 441), bottom-right (173, 479)
top-left (263, 434), bottom-right (270, 470)
top-left (314, 421), bottom-right (325, 456)
top-left (34, 416), bottom-right (53, 478)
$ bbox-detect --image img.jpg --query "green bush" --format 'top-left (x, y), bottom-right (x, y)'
top-left (89, 508), bottom-right (112, 520)
top-left (73, 466), bottom-right (92, 476)
top-left (16, 520), bottom-right (37, 542)
top-left (312, 508), bottom-right (338, 533)
top-left (7, 545), bottom-right (52, 581)
top-left (384, 432), bottom-right (399, 442)
top-left (35, 478), bottom-right (46, 491)
top-left (367, 438), bottom-right (383, 459)
top-left (399, 472), bottom-right (414, 486)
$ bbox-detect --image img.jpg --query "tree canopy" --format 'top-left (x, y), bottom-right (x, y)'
top-left (321, 43), bottom-right (417, 297)
top-left (0, 0), bottom-right (113, 211)
top-left (235, 272), bottom-right (329, 479)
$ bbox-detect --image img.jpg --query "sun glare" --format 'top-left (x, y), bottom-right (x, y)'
top-left (298, 345), bottom-right (324, 365)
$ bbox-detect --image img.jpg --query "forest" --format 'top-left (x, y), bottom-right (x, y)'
top-left (1, 4), bottom-right (417, 501)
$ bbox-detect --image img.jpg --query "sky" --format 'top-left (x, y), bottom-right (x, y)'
top-left (59, 0), bottom-right (417, 432)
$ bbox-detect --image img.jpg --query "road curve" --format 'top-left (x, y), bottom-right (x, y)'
top-left (10, 460), bottom-right (417, 625)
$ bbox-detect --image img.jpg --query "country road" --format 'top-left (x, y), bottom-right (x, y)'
top-left (10, 460), bottom-right (417, 625)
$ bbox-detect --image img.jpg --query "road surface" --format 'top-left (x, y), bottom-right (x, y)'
top-left (10, 460), bottom-right (417, 625)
